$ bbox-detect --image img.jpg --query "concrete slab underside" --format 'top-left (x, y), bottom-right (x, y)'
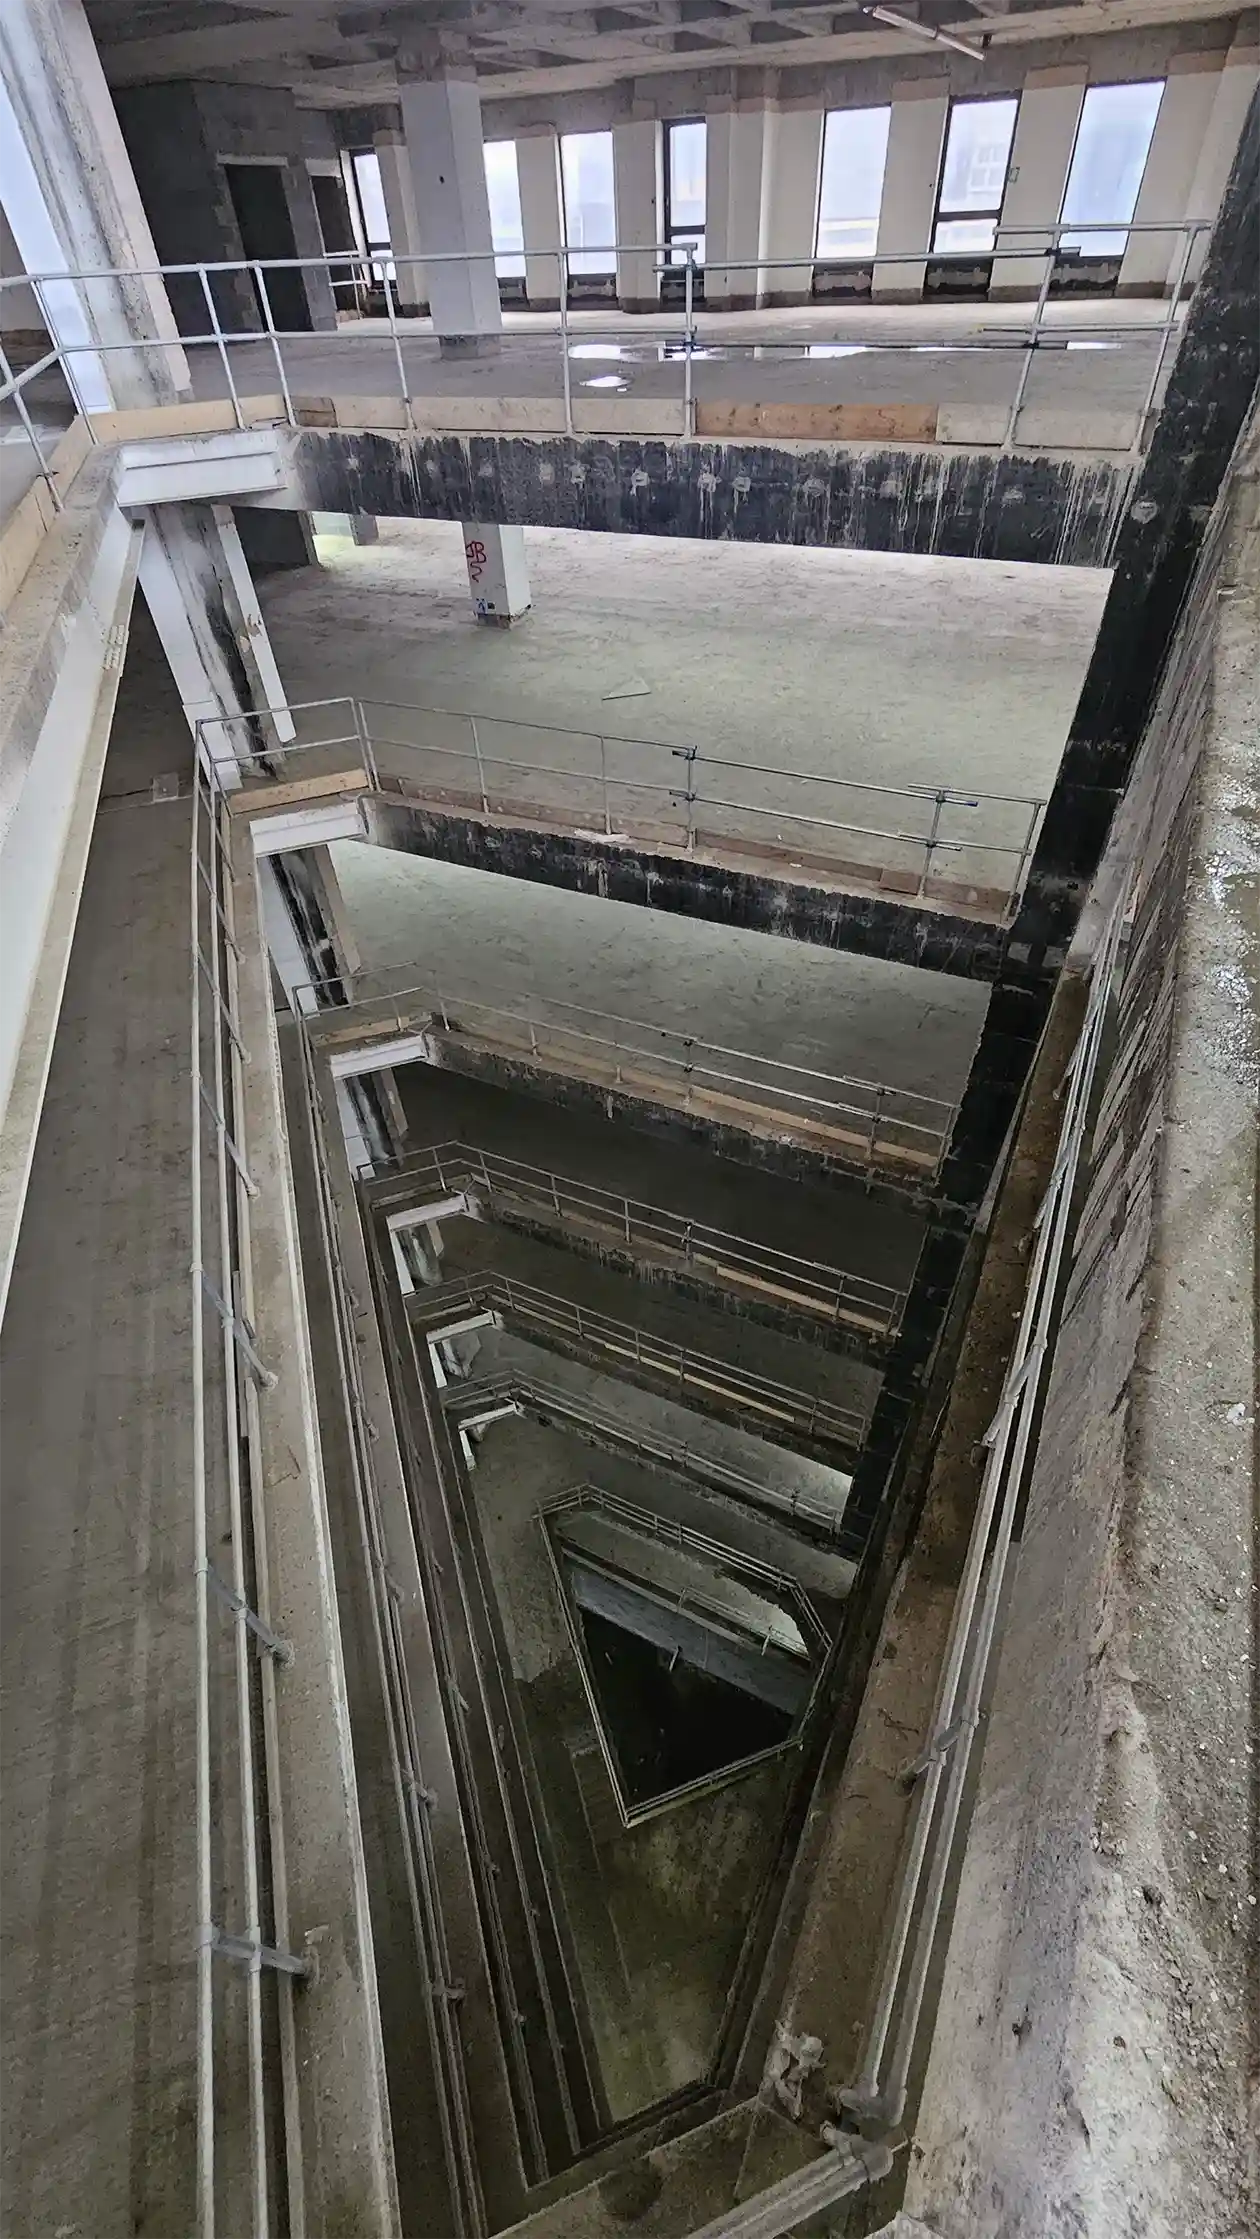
top-left (0, 645), bottom-right (198, 2233)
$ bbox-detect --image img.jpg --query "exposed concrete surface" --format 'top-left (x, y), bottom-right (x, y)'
top-left (391, 1063), bottom-right (927, 1297)
top-left (326, 839), bottom-right (991, 1110)
top-left (0, 633), bottom-right (200, 2236)
top-left (260, 519), bottom-right (1106, 813)
top-left (901, 430), bottom-right (1258, 2239)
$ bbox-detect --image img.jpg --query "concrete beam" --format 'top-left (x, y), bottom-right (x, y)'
top-left (364, 797), bottom-right (1010, 979)
top-left (275, 426), bottom-right (1130, 566)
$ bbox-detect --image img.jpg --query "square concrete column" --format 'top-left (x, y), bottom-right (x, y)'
top-left (762, 106), bottom-right (824, 308)
top-left (1183, 30), bottom-right (1259, 282)
top-left (991, 65), bottom-right (1086, 299)
top-left (461, 524), bottom-right (530, 626)
top-left (397, 73), bottom-right (530, 621)
top-left (706, 105), bottom-right (772, 309)
top-left (612, 117), bottom-right (661, 312)
top-left (872, 82), bottom-right (949, 302)
top-left (515, 131), bottom-right (564, 312)
top-left (398, 70), bottom-right (501, 345)
top-left (374, 127), bottom-right (427, 310)
top-left (1119, 57), bottom-right (1221, 295)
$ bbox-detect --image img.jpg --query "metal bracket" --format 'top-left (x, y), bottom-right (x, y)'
top-left (206, 1563), bottom-right (293, 1664)
top-left (203, 1924), bottom-right (315, 1982)
top-left (897, 1712), bottom-right (976, 1790)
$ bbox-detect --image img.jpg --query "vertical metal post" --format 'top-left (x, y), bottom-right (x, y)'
top-left (558, 249), bottom-right (573, 436)
top-left (0, 337), bottom-right (60, 508)
top-left (1009, 802), bottom-right (1041, 921)
top-left (253, 264), bottom-right (296, 427)
top-left (29, 274), bottom-right (95, 430)
top-left (383, 266), bottom-right (413, 431)
top-left (1003, 238), bottom-right (1057, 450)
top-left (921, 790), bottom-right (946, 897)
top-left (598, 736), bottom-right (611, 835)
top-left (1135, 222), bottom-right (1197, 452)
top-left (189, 771), bottom-right (216, 2239)
top-left (869, 1085), bottom-right (885, 1165)
top-left (200, 266), bottom-right (244, 430)
top-left (469, 717), bottom-right (490, 814)
top-left (683, 244), bottom-right (696, 437)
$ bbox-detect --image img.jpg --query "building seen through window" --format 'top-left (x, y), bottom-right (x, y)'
top-left (933, 96), bottom-right (1019, 254)
top-left (664, 118), bottom-right (706, 264)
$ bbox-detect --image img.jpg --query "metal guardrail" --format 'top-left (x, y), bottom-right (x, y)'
top-left (235, 692), bottom-right (1047, 922)
top-left (189, 754), bottom-right (304, 2236)
top-left (381, 1136), bottom-right (907, 1337)
top-left (411, 1267), bottom-right (871, 1451)
top-left (0, 218), bottom-right (1208, 487)
top-left (834, 884), bottom-right (1129, 2134)
top-left (444, 1370), bottom-right (858, 1548)
top-left (307, 973), bottom-right (958, 1182)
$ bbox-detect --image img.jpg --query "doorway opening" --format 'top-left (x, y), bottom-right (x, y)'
top-left (222, 161), bottom-right (312, 333)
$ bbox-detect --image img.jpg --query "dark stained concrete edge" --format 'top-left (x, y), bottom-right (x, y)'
top-left (402, 1034), bottom-right (960, 1223)
top-left (365, 800), bottom-right (1008, 980)
top-left (273, 428), bottom-right (1130, 567)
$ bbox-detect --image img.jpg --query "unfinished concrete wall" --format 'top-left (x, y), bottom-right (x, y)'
top-left (114, 81), bottom-right (337, 337)
top-left (900, 412), bottom-right (1258, 2239)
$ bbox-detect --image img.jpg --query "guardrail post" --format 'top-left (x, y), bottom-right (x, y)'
top-left (469, 716), bottom-right (490, 814)
top-left (382, 264), bottom-right (413, 432)
top-left (558, 249), bottom-right (573, 436)
top-left (921, 790), bottom-right (946, 897)
top-left (252, 265), bottom-right (296, 428)
top-left (1135, 222), bottom-right (1197, 451)
top-left (1002, 241), bottom-right (1057, 451)
top-left (598, 735), bottom-right (611, 835)
top-left (199, 266), bottom-right (244, 431)
top-left (683, 244), bottom-right (696, 438)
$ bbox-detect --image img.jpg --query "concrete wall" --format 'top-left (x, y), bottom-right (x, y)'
top-left (902, 415), bottom-right (1259, 2239)
top-left (114, 80), bottom-right (338, 336)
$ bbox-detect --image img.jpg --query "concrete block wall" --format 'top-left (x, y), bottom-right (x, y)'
top-left (114, 80), bottom-right (339, 336)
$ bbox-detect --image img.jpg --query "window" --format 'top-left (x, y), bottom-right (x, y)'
top-left (815, 106), bottom-right (891, 262)
top-left (560, 130), bottom-right (615, 276)
top-left (348, 149), bottom-right (392, 278)
top-left (932, 96), bottom-right (1019, 254)
top-left (484, 140), bottom-right (526, 278)
top-left (664, 118), bottom-right (706, 264)
top-left (1060, 81), bottom-right (1165, 257)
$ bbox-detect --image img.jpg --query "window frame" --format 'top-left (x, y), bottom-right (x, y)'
top-left (663, 116), bottom-right (706, 267)
top-left (812, 103), bottom-right (893, 267)
top-left (559, 128), bottom-right (617, 285)
top-left (930, 93), bottom-right (1020, 258)
top-left (1057, 78), bottom-right (1166, 261)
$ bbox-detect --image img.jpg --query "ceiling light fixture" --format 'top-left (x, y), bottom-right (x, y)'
top-left (861, 7), bottom-right (990, 63)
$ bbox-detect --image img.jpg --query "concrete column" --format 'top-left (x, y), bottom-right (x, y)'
top-left (706, 104), bottom-right (773, 309)
top-left (1119, 56), bottom-right (1220, 295)
top-left (398, 70), bottom-right (529, 622)
top-left (139, 506), bottom-right (294, 782)
top-left (872, 81), bottom-right (949, 302)
top-left (0, 0), bottom-right (187, 406)
top-left (1183, 29), bottom-right (1259, 282)
top-left (761, 105), bottom-right (824, 308)
top-left (991, 65), bottom-right (1086, 299)
top-left (374, 128), bottom-right (427, 311)
top-left (398, 69), bottom-right (501, 346)
top-left (461, 523), bottom-right (530, 626)
top-left (612, 116), bottom-right (660, 313)
top-left (515, 130), bottom-right (564, 312)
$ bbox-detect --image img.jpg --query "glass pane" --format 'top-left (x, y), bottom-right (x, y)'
top-left (484, 138), bottom-right (526, 279)
top-left (352, 151), bottom-right (389, 250)
top-left (938, 97), bottom-right (1018, 216)
top-left (1060, 81), bottom-right (1165, 257)
top-left (668, 120), bottom-right (706, 234)
top-left (934, 217), bottom-right (998, 255)
top-left (560, 130), bottom-right (616, 275)
top-left (815, 106), bottom-right (891, 261)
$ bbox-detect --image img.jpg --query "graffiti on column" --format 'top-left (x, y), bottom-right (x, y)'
top-left (465, 538), bottom-right (487, 585)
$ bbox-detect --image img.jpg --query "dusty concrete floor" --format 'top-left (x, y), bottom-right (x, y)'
top-left (186, 297), bottom-right (1179, 425)
top-left (328, 839), bottom-right (990, 1107)
top-left (261, 520), bottom-right (1107, 810)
